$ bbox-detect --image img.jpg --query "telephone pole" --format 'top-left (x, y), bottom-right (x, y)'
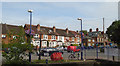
top-left (103, 18), bottom-right (105, 46)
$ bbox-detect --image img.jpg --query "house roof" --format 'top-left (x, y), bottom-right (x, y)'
top-left (24, 24), bottom-right (81, 37)
top-left (2, 24), bottom-right (22, 34)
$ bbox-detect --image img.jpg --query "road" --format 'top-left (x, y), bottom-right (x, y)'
top-left (1, 48), bottom-right (119, 62)
top-left (29, 48), bottom-right (119, 62)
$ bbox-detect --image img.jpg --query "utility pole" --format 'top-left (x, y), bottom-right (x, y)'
top-left (39, 33), bottom-right (41, 60)
top-left (103, 18), bottom-right (105, 46)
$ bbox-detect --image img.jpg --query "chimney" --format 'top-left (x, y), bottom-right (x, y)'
top-left (66, 28), bottom-right (69, 34)
top-left (101, 31), bottom-right (104, 35)
top-left (96, 28), bottom-right (99, 32)
top-left (37, 24), bottom-right (40, 31)
top-left (76, 30), bottom-right (79, 33)
top-left (89, 28), bottom-right (92, 32)
top-left (53, 26), bottom-right (56, 32)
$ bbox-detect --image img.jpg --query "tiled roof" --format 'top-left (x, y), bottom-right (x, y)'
top-left (2, 24), bottom-right (22, 34)
top-left (24, 24), bottom-right (80, 37)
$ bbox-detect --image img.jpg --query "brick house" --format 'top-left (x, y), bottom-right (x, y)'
top-left (1, 23), bottom-right (23, 44)
top-left (24, 24), bottom-right (81, 48)
top-left (83, 28), bottom-right (108, 47)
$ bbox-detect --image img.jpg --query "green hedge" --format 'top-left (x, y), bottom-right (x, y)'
top-left (71, 44), bottom-right (79, 46)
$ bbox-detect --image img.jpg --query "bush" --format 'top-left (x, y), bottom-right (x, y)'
top-left (71, 44), bottom-right (79, 46)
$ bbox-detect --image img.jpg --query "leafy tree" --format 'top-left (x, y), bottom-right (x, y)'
top-left (106, 20), bottom-right (120, 45)
top-left (81, 30), bottom-right (87, 35)
top-left (2, 26), bottom-right (33, 64)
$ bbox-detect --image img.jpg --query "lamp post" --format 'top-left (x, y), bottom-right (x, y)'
top-left (28, 9), bottom-right (33, 62)
top-left (96, 42), bottom-right (98, 59)
top-left (39, 33), bottom-right (42, 60)
top-left (77, 18), bottom-right (83, 60)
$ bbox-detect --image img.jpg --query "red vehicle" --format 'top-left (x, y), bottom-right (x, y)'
top-left (67, 46), bottom-right (80, 52)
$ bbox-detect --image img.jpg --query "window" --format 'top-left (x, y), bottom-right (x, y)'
top-left (92, 40), bottom-right (95, 42)
top-left (2, 35), bottom-right (6, 38)
top-left (52, 35), bottom-right (56, 40)
top-left (59, 36), bottom-right (62, 41)
top-left (66, 37), bottom-right (69, 40)
top-left (88, 39), bottom-right (91, 42)
top-left (34, 34), bottom-right (39, 38)
top-left (13, 36), bottom-right (16, 39)
top-left (77, 37), bottom-right (80, 41)
top-left (97, 38), bottom-right (99, 42)
top-left (92, 43), bottom-right (94, 46)
top-left (42, 41), bottom-right (47, 47)
top-left (43, 35), bottom-right (48, 40)
top-left (72, 37), bottom-right (74, 41)
top-left (88, 43), bottom-right (91, 46)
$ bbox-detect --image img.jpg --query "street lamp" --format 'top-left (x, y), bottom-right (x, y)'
top-left (28, 9), bottom-right (33, 62)
top-left (77, 18), bottom-right (83, 60)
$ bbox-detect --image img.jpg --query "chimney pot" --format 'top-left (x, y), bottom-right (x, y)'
top-left (89, 28), bottom-right (92, 32)
top-left (96, 28), bottom-right (99, 32)
top-left (53, 26), bottom-right (56, 32)
top-left (37, 24), bottom-right (40, 31)
top-left (66, 28), bottom-right (69, 34)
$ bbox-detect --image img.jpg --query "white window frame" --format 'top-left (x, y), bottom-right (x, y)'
top-left (77, 37), bottom-right (80, 42)
top-left (52, 35), bottom-right (56, 40)
top-left (88, 43), bottom-right (91, 46)
top-left (72, 37), bottom-right (74, 41)
top-left (13, 36), bottom-right (16, 39)
top-left (2, 35), bottom-right (6, 38)
top-left (97, 38), bottom-right (99, 42)
top-left (88, 39), bottom-right (91, 42)
top-left (66, 37), bottom-right (69, 40)
top-left (59, 36), bottom-right (62, 41)
top-left (34, 34), bottom-right (39, 38)
top-left (43, 35), bottom-right (48, 40)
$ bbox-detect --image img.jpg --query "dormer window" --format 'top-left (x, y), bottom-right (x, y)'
top-left (49, 30), bottom-right (52, 33)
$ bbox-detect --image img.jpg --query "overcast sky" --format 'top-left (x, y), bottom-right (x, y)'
top-left (1, 2), bottom-right (118, 32)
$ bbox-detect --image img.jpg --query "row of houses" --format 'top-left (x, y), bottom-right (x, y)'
top-left (0, 23), bottom-right (109, 48)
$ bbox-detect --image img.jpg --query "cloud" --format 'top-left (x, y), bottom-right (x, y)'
top-left (2, 2), bottom-right (118, 32)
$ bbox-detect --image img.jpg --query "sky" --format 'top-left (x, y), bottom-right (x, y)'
top-left (1, 2), bottom-right (118, 32)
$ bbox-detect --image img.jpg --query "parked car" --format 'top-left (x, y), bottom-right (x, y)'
top-left (42, 48), bottom-right (56, 52)
top-left (113, 45), bottom-right (118, 48)
top-left (87, 46), bottom-right (94, 49)
top-left (67, 46), bottom-right (80, 52)
top-left (40, 48), bottom-right (63, 56)
top-left (64, 47), bottom-right (67, 51)
top-left (56, 47), bottom-right (64, 51)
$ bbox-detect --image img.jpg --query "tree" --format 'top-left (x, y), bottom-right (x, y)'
top-left (2, 26), bottom-right (33, 64)
top-left (106, 20), bottom-right (120, 44)
top-left (81, 30), bottom-right (87, 35)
